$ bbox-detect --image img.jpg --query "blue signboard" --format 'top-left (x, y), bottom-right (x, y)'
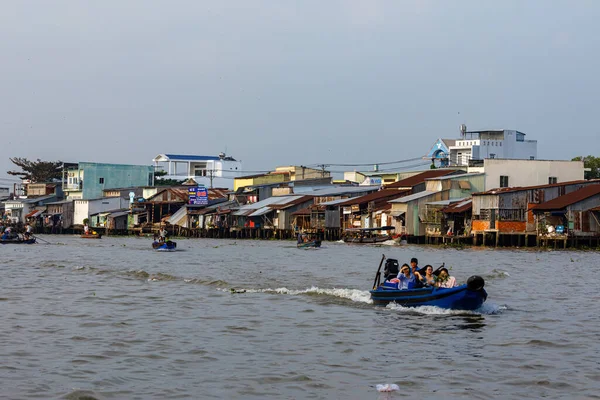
top-left (188, 186), bottom-right (208, 205)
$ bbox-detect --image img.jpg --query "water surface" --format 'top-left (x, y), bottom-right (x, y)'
top-left (1, 236), bottom-right (598, 399)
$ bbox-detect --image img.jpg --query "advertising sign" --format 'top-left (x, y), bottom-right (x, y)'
top-left (360, 177), bottom-right (382, 186)
top-left (188, 186), bottom-right (208, 205)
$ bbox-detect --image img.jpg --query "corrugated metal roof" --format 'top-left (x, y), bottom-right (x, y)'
top-left (232, 209), bottom-right (255, 216)
top-left (46, 200), bottom-right (74, 205)
top-left (291, 207), bottom-right (311, 216)
top-left (337, 189), bottom-right (409, 206)
top-left (426, 199), bottom-right (457, 206)
top-left (4, 195), bottom-right (56, 204)
top-left (306, 186), bottom-right (379, 196)
top-left (442, 199), bottom-right (473, 214)
top-left (248, 206), bottom-right (273, 217)
top-left (232, 195), bottom-right (305, 215)
top-left (425, 173), bottom-right (484, 181)
top-left (110, 210), bottom-right (130, 218)
top-left (389, 191), bottom-right (437, 203)
top-left (533, 185), bottom-right (600, 211)
top-left (270, 195), bottom-right (313, 210)
top-left (385, 170), bottom-right (460, 188)
top-left (319, 198), bottom-right (354, 206)
top-left (473, 180), bottom-right (599, 196)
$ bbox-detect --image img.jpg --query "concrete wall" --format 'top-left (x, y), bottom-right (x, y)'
top-left (482, 159), bottom-right (584, 191)
top-left (74, 197), bottom-right (128, 225)
top-left (79, 163), bottom-right (154, 200)
top-left (234, 174), bottom-right (286, 191)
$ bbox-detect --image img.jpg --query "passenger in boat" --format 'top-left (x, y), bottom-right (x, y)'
top-left (84, 224), bottom-right (90, 235)
top-left (410, 258), bottom-right (425, 288)
top-left (435, 268), bottom-right (457, 288)
top-left (397, 264), bottom-right (423, 290)
top-left (297, 233), bottom-right (303, 244)
top-left (420, 265), bottom-right (437, 286)
top-left (159, 227), bottom-right (168, 242)
top-left (2, 227), bottom-right (13, 240)
top-left (24, 223), bottom-right (33, 239)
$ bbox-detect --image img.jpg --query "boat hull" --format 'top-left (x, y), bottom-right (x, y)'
top-left (343, 236), bottom-right (391, 244)
top-left (81, 234), bottom-right (102, 239)
top-left (297, 240), bottom-right (321, 248)
top-left (152, 241), bottom-right (177, 251)
top-left (370, 284), bottom-right (487, 310)
top-left (0, 238), bottom-right (37, 244)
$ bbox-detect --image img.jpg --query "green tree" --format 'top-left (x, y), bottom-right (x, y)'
top-left (153, 170), bottom-right (184, 186)
top-left (572, 155), bottom-right (600, 179)
top-left (7, 158), bottom-right (63, 182)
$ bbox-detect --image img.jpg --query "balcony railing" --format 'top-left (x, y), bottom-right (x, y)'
top-left (64, 183), bottom-right (82, 190)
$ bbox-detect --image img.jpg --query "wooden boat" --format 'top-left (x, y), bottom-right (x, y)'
top-left (369, 255), bottom-right (487, 310)
top-left (0, 237), bottom-right (36, 244)
top-left (297, 240), bottom-right (322, 248)
top-left (343, 226), bottom-right (395, 244)
top-left (81, 233), bottom-right (102, 239)
top-left (152, 240), bottom-right (177, 251)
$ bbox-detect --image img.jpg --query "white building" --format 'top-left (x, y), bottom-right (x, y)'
top-left (73, 197), bottom-right (130, 225)
top-left (468, 159), bottom-right (585, 191)
top-left (427, 127), bottom-right (537, 167)
top-left (153, 153), bottom-right (242, 189)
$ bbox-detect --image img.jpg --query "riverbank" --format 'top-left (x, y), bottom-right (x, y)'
top-left (22, 227), bottom-right (600, 250)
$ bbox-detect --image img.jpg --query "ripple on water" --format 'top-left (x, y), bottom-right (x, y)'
top-left (3, 237), bottom-right (599, 400)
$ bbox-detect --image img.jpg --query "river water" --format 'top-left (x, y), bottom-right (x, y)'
top-left (1, 236), bottom-right (598, 400)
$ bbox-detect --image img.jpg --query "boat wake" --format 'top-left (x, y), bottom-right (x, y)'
top-left (484, 269), bottom-right (511, 279)
top-left (387, 302), bottom-right (506, 315)
top-left (218, 286), bottom-right (373, 304)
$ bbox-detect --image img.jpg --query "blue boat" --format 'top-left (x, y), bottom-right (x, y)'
top-left (152, 240), bottom-right (177, 252)
top-left (370, 255), bottom-right (487, 310)
top-left (297, 240), bottom-right (321, 249)
top-left (0, 237), bottom-right (37, 244)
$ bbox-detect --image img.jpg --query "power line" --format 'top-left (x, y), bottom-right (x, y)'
top-left (306, 156), bottom-right (425, 168)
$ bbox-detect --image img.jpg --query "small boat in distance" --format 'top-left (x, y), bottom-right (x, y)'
top-left (0, 237), bottom-right (37, 244)
top-left (152, 240), bottom-right (177, 252)
top-left (297, 239), bottom-right (321, 248)
top-left (81, 232), bottom-right (102, 239)
top-left (369, 255), bottom-right (487, 310)
top-left (297, 232), bottom-right (322, 248)
top-left (343, 226), bottom-right (395, 244)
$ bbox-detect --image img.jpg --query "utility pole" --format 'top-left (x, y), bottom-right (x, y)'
top-left (318, 164), bottom-right (328, 178)
top-left (209, 169), bottom-right (214, 188)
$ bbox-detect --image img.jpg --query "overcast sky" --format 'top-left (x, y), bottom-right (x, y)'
top-left (1, 0), bottom-right (599, 186)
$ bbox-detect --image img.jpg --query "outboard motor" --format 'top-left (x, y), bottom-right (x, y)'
top-left (466, 275), bottom-right (485, 291)
top-left (383, 258), bottom-right (400, 281)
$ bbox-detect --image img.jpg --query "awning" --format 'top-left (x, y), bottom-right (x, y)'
top-left (390, 211), bottom-right (405, 217)
top-left (232, 209), bottom-right (255, 217)
top-left (26, 209), bottom-right (45, 218)
top-left (248, 207), bottom-right (273, 217)
top-left (109, 211), bottom-right (130, 218)
top-left (458, 181), bottom-right (471, 190)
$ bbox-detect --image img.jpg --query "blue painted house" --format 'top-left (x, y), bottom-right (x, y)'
top-left (64, 162), bottom-right (154, 200)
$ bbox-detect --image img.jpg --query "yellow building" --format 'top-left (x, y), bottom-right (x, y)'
top-left (233, 166), bottom-right (330, 191)
top-left (233, 172), bottom-right (289, 191)
top-left (274, 166), bottom-right (329, 181)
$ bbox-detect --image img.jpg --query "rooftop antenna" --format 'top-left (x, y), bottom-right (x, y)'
top-left (459, 123), bottom-right (467, 139)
